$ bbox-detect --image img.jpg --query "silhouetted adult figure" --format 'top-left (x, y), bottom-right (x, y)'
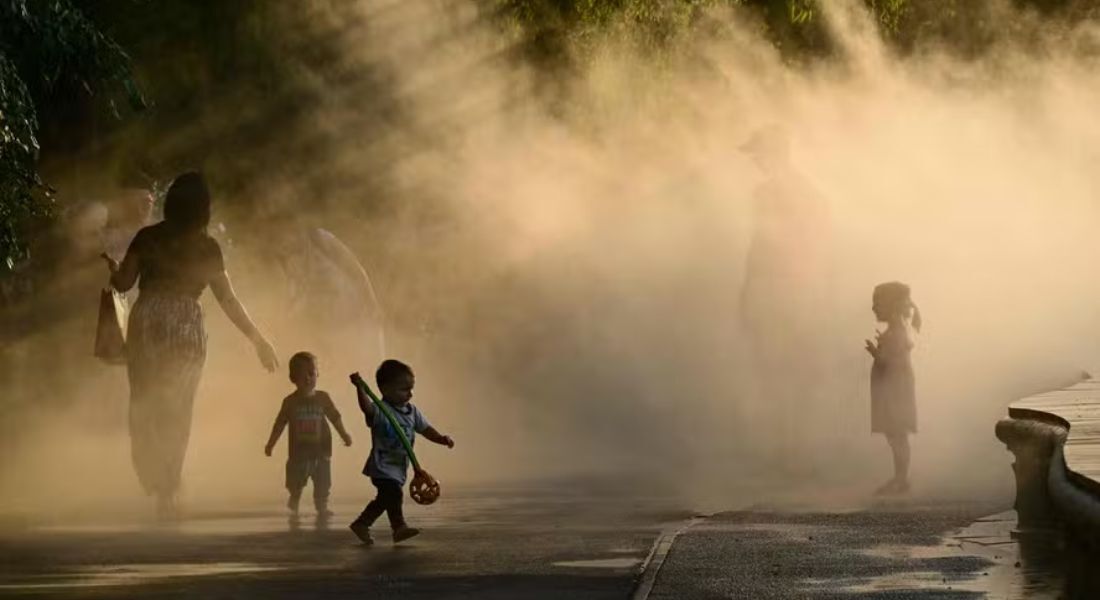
top-left (739, 127), bottom-right (832, 471)
top-left (269, 217), bottom-right (386, 370)
top-left (105, 172), bottom-right (279, 517)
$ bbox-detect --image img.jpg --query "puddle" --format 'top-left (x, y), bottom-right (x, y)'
top-left (29, 495), bottom-right (644, 535)
top-left (692, 522), bottom-right (832, 539)
top-left (605, 547), bottom-right (644, 554)
top-left (0, 562), bottom-right (283, 591)
top-left (812, 511), bottom-right (1086, 599)
top-left (863, 543), bottom-right (967, 561)
top-left (39, 516), bottom-right (295, 536)
top-left (806, 571), bottom-right (970, 594)
top-left (552, 557), bottom-right (642, 569)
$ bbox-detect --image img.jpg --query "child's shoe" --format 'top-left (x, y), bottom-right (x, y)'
top-left (315, 500), bottom-right (334, 519)
top-left (392, 526), bottom-right (420, 543)
top-left (349, 521), bottom-right (374, 545)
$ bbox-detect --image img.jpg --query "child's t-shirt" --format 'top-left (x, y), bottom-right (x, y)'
top-left (276, 390), bottom-right (341, 460)
top-left (364, 401), bottom-right (430, 485)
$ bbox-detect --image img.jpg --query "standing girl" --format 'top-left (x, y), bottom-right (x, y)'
top-left (864, 281), bottom-right (921, 495)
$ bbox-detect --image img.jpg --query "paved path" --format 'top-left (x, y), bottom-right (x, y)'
top-left (0, 486), bottom-right (687, 599)
top-left (643, 499), bottom-right (1089, 599)
top-left (4, 486), bottom-right (1088, 599)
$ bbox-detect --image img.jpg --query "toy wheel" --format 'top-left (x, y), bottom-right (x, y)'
top-left (410, 471), bottom-right (441, 505)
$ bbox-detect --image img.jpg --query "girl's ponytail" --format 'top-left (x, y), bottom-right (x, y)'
top-left (910, 302), bottom-right (922, 333)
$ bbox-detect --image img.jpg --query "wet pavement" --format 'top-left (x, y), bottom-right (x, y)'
top-left (0, 485), bottom-right (687, 599)
top-left (644, 500), bottom-right (1100, 599)
top-left (1, 486), bottom-right (1097, 598)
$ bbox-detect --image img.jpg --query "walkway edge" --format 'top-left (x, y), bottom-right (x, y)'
top-left (631, 516), bottom-right (703, 600)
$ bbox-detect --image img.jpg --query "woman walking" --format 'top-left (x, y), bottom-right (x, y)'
top-left (105, 172), bottom-right (279, 517)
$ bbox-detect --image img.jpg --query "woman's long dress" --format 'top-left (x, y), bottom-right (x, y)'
top-left (123, 222), bottom-right (223, 496)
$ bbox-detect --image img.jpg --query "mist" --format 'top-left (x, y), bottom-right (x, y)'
top-left (4, 0), bottom-right (1100, 518)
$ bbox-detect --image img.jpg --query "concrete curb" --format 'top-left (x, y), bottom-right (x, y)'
top-left (631, 517), bottom-right (702, 600)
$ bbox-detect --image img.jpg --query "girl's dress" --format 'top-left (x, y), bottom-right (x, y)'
top-left (870, 324), bottom-right (916, 435)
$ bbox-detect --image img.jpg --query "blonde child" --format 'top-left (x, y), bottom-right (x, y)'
top-left (265, 352), bottom-right (353, 516)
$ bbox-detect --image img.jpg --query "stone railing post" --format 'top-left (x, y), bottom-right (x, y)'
top-left (995, 417), bottom-right (1066, 527)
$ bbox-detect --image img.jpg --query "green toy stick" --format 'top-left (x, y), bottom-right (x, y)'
top-left (350, 373), bottom-right (440, 505)
top-left (350, 374), bottom-right (421, 471)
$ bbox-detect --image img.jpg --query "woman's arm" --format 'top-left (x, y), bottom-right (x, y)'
top-left (103, 251), bottom-right (140, 291)
top-left (209, 270), bottom-right (279, 371)
top-left (313, 229), bottom-right (383, 320)
top-left (103, 229), bottom-right (146, 290)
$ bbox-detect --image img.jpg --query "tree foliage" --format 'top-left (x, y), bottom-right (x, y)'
top-left (0, 0), bottom-right (143, 271)
top-left (493, 0), bottom-right (1100, 64)
top-left (0, 51), bottom-right (40, 271)
top-left (492, 0), bottom-right (908, 63)
top-left (4, 0), bottom-right (1100, 275)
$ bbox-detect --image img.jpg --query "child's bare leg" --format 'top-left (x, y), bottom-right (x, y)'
top-left (313, 459), bottom-right (333, 517)
top-left (879, 433), bottom-right (910, 494)
top-left (887, 433), bottom-right (910, 484)
top-left (286, 459), bottom-right (309, 514)
top-left (873, 433), bottom-right (910, 495)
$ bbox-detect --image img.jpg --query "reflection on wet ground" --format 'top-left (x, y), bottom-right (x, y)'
top-left (6, 489), bottom-right (1100, 598)
top-left (821, 510), bottom-right (1097, 599)
top-left (552, 558), bottom-right (642, 569)
top-left (646, 501), bottom-right (1100, 600)
top-left (0, 487), bottom-right (682, 598)
top-left (0, 562), bottom-right (284, 591)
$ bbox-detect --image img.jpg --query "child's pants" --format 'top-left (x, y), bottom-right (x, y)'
top-left (352, 478), bottom-right (405, 529)
top-left (286, 457), bottom-right (331, 509)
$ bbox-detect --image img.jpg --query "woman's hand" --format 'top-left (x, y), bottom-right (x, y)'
top-left (255, 338), bottom-right (279, 372)
top-left (100, 253), bottom-right (119, 274)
